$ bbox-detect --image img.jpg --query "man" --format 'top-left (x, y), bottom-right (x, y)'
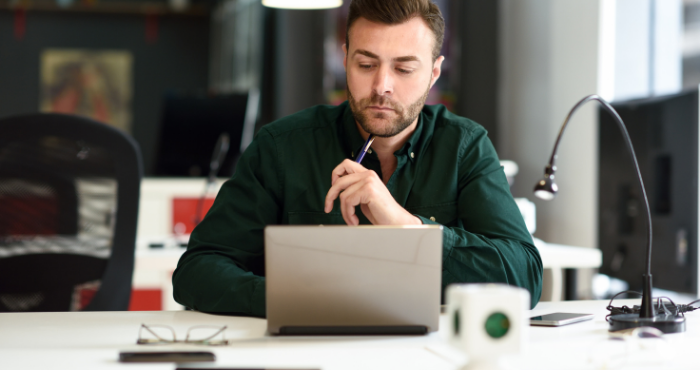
top-left (173, 0), bottom-right (542, 316)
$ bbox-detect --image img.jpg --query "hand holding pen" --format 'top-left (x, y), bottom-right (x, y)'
top-left (324, 133), bottom-right (421, 226)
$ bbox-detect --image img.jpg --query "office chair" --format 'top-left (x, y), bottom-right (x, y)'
top-left (0, 113), bottom-right (142, 312)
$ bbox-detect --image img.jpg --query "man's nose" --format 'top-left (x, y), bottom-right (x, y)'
top-left (373, 65), bottom-right (393, 96)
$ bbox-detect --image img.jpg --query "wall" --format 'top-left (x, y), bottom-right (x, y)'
top-left (499, 0), bottom-right (684, 298)
top-left (499, 0), bottom-right (600, 253)
top-left (453, 0), bottom-right (500, 149)
top-left (0, 10), bottom-right (210, 175)
top-left (273, 8), bottom-right (326, 119)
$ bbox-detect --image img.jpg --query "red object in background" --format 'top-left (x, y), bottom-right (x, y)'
top-left (71, 280), bottom-right (101, 311)
top-left (14, 8), bottom-right (25, 40)
top-left (129, 289), bottom-right (162, 311)
top-left (172, 197), bottom-right (215, 235)
top-left (145, 13), bottom-right (158, 43)
top-left (0, 197), bottom-right (59, 235)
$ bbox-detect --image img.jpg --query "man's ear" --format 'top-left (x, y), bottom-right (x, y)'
top-left (343, 43), bottom-right (348, 71)
top-left (429, 55), bottom-right (445, 89)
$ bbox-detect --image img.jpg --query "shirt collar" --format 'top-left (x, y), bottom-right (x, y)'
top-left (339, 101), bottom-right (424, 163)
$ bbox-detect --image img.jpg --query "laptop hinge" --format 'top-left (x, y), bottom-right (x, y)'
top-left (276, 325), bottom-right (428, 335)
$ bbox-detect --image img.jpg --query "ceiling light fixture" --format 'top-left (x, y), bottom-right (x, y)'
top-left (262, 0), bottom-right (342, 10)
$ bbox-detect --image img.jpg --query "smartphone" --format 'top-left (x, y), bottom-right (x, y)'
top-left (119, 351), bottom-right (216, 363)
top-left (529, 312), bottom-right (594, 327)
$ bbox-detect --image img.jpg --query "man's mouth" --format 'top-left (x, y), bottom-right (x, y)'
top-left (367, 105), bottom-right (395, 111)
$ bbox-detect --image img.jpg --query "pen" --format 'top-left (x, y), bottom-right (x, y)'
top-left (355, 134), bottom-right (375, 164)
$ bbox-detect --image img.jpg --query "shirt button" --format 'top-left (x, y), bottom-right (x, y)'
top-left (429, 216), bottom-right (436, 222)
top-left (410, 152), bottom-right (415, 158)
top-left (368, 149), bottom-right (373, 154)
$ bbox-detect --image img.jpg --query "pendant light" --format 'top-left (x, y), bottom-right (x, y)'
top-left (262, 0), bottom-right (342, 9)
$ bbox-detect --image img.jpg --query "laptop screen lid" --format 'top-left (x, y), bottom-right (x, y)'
top-left (265, 225), bottom-right (442, 335)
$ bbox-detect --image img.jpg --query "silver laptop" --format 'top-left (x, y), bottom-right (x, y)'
top-left (265, 225), bottom-right (443, 335)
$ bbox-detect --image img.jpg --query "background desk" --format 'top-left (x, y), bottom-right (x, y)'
top-left (133, 240), bottom-right (600, 310)
top-left (1, 299), bottom-right (697, 370)
top-left (535, 239), bottom-right (602, 302)
top-left (133, 179), bottom-right (602, 309)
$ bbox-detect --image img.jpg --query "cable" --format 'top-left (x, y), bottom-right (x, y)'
top-left (606, 291), bottom-right (642, 321)
top-left (606, 291), bottom-right (699, 322)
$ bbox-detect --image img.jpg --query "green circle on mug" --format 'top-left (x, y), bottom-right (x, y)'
top-left (485, 312), bottom-right (510, 338)
top-left (453, 310), bottom-right (461, 336)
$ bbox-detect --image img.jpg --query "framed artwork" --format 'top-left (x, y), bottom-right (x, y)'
top-left (40, 49), bottom-right (133, 133)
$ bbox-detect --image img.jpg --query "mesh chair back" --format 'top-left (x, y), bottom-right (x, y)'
top-left (0, 114), bottom-right (142, 311)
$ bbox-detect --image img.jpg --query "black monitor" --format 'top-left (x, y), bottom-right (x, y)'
top-left (599, 88), bottom-right (699, 296)
top-left (153, 91), bottom-right (255, 177)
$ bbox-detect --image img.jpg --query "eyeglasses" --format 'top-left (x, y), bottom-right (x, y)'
top-left (588, 326), bottom-right (671, 368)
top-left (137, 324), bottom-right (229, 346)
top-left (608, 326), bottom-right (665, 340)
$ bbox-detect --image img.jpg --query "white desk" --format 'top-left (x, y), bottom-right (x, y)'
top-left (1, 299), bottom-right (698, 370)
top-left (534, 238), bottom-right (602, 302)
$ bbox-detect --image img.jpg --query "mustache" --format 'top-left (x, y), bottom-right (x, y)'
top-left (360, 93), bottom-right (401, 112)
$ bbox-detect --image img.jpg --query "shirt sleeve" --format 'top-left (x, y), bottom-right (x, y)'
top-left (172, 128), bottom-right (282, 317)
top-left (415, 127), bottom-right (543, 308)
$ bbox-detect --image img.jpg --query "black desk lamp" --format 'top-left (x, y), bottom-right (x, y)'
top-left (534, 94), bottom-right (685, 333)
top-left (194, 132), bottom-right (230, 225)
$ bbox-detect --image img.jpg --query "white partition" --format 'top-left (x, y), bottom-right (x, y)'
top-left (132, 177), bottom-right (226, 310)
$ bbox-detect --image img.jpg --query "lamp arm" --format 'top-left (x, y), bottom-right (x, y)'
top-left (545, 94), bottom-right (655, 318)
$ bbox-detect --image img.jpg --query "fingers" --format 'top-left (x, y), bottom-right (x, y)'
top-left (338, 180), bottom-right (367, 225)
top-left (326, 171), bottom-right (384, 226)
top-left (331, 159), bottom-right (367, 186)
top-left (324, 171), bottom-right (364, 213)
top-left (325, 160), bottom-right (367, 213)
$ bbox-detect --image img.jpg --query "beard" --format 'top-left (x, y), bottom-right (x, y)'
top-left (347, 83), bottom-right (430, 138)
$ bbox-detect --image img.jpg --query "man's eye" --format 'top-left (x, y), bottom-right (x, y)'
top-left (359, 64), bottom-right (373, 70)
top-left (397, 68), bottom-right (413, 75)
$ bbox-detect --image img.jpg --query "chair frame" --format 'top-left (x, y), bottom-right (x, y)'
top-left (0, 113), bottom-right (143, 311)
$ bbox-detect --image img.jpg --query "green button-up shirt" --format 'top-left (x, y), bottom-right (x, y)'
top-left (173, 102), bottom-right (543, 316)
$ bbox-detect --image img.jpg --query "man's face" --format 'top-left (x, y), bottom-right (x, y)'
top-left (344, 16), bottom-right (443, 138)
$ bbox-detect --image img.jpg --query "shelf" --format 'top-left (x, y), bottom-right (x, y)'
top-left (0, 0), bottom-right (211, 17)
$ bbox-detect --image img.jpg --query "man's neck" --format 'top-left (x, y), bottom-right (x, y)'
top-left (355, 118), bottom-right (418, 183)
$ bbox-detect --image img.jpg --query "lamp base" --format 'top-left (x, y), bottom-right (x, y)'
top-left (608, 313), bottom-right (686, 333)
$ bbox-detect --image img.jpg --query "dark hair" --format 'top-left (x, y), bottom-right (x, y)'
top-left (346, 0), bottom-right (445, 61)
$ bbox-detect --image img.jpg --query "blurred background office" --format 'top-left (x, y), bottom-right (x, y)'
top-left (3, 0), bottom-right (700, 308)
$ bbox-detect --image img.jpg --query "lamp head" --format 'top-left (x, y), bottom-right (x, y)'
top-left (533, 165), bottom-right (558, 200)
